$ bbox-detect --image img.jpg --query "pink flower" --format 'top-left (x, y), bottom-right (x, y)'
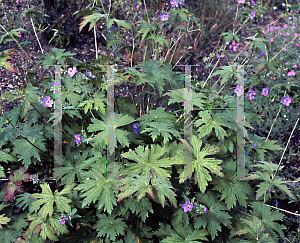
top-left (234, 86), bottom-right (244, 97)
top-left (16, 0), bottom-right (19, 3)
top-left (240, 47), bottom-right (243, 50)
top-left (68, 67), bottom-right (77, 77)
top-left (291, 26), bottom-right (296, 30)
top-left (232, 40), bottom-right (236, 45)
top-left (268, 27), bottom-right (273, 31)
top-left (275, 26), bottom-right (281, 30)
top-left (285, 62), bottom-right (288, 65)
top-left (296, 43), bottom-right (300, 47)
top-left (291, 41), bottom-right (294, 43)
top-left (284, 32), bottom-right (289, 36)
top-left (18, 31), bottom-right (22, 37)
top-left (283, 24), bottom-right (288, 28)
top-left (294, 33), bottom-right (298, 37)
top-left (233, 46), bottom-right (237, 51)
top-left (244, 51), bottom-right (248, 56)
top-left (42, 96), bottom-right (54, 107)
top-left (254, 56), bottom-right (258, 59)
top-left (270, 38), bottom-right (273, 42)
top-left (282, 95), bottom-right (291, 106)
top-left (182, 201), bottom-right (193, 212)
top-left (15, 8), bottom-right (18, 11)
top-left (74, 134), bottom-right (81, 145)
top-left (283, 47), bottom-right (287, 51)
top-left (159, 11), bottom-right (169, 21)
top-left (287, 69), bottom-right (296, 76)
top-left (229, 44), bottom-right (232, 50)
top-left (262, 31), bottom-right (265, 34)
top-left (278, 32), bottom-right (282, 35)
top-left (293, 64), bottom-right (298, 68)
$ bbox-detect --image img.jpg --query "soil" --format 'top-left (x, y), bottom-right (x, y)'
top-left (1, 0), bottom-right (300, 239)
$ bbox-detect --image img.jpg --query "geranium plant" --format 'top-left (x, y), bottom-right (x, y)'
top-left (0, 0), bottom-right (299, 242)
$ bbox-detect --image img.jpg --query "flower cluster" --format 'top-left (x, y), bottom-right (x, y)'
top-left (195, 203), bottom-right (208, 215)
top-left (59, 216), bottom-right (69, 225)
top-left (30, 174), bottom-right (40, 184)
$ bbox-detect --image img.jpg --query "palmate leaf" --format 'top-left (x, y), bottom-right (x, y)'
top-left (162, 87), bottom-right (206, 110)
top-left (29, 183), bottom-right (75, 219)
top-left (236, 216), bottom-right (273, 242)
top-left (194, 192), bottom-right (232, 240)
top-left (116, 174), bottom-right (155, 203)
top-left (74, 168), bottom-right (119, 214)
top-left (173, 136), bottom-right (223, 193)
top-left (0, 215), bottom-right (10, 229)
top-left (254, 171), bottom-right (295, 200)
top-left (136, 107), bottom-right (177, 129)
top-left (5, 167), bottom-right (30, 202)
top-left (0, 213), bottom-right (28, 243)
top-left (119, 144), bottom-right (177, 179)
top-left (95, 213), bottom-right (127, 241)
top-left (211, 176), bottom-right (251, 209)
top-left (0, 49), bottom-right (18, 73)
top-left (155, 220), bottom-right (209, 243)
top-left (87, 113), bottom-right (135, 149)
top-left (249, 202), bottom-right (286, 239)
top-left (27, 213), bottom-right (69, 242)
top-left (79, 12), bottom-right (108, 32)
top-left (151, 174), bottom-right (178, 208)
top-left (140, 122), bottom-right (181, 145)
top-left (12, 122), bottom-right (46, 168)
top-left (117, 196), bottom-right (154, 223)
top-left (0, 229), bottom-right (23, 243)
top-left (52, 150), bottom-right (91, 186)
top-left (194, 110), bottom-right (233, 140)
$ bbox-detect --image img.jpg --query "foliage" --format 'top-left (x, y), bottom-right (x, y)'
top-left (0, 0), bottom-right (300, 242)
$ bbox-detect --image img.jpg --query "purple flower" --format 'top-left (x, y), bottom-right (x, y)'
top-left (282, 95), bottom-right (291, 106)
top-left (132, 0), bottom-right (138, 9)
top-left (182, 201), bottom-right (193, 212)
top-left (172, 34), bottom-right (178, 41)
top-left (42, 96), bottom-right (54, 107)
top-left (74, 134), bottom-right (81, 145)
top-left (248, 89), bottom-right (256, 100)
top-left (60, 219), bottom-right (65, 225)
top-left (250, 11), bottom-right (256, 20)
top-left (179, 0), bottom-right (184, 6)
top-left (68, 67), bottom-right (77, 77)
top-left (160, 11), bottom-right (169, 21)
top-left (259, 48), bottom-right (263, 56)
top-left (262, 87), bottom-right (269, 96)
top-left (204, 207), bottom-right (208, 213)
top-left (170, 0), bottom-right (179, 8)
top-left (253, 143), bottom-right (256, 147)
top-left (30, 174), bottom-right (33, 180)
top-left (234, 85), bottom-right (244, 97)
top-left (132, 123), bottom-right (139, 134)
top-left (216, 50), bottom-right (220, 60)
top-left (237, 0), bottom-right (245, 3)
top-left (52, 81), bottom-right (61, 86)
top-left (86, 71), bottom-right (96, 78)
top-left (251, 0), bottom-right (255, 5)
